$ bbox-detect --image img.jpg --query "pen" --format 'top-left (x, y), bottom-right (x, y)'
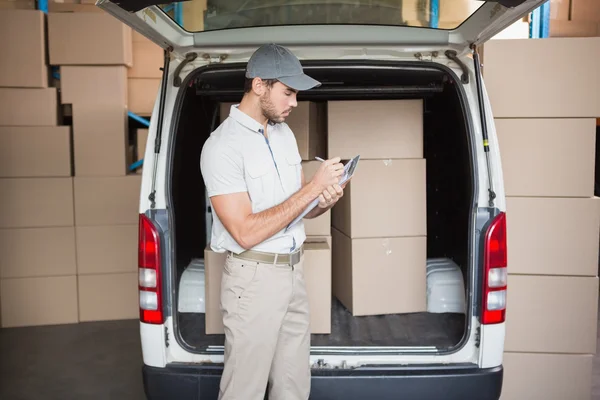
top-left (315, 157), bottom-right (325, 162)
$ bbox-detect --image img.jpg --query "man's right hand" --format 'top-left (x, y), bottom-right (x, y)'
top-left (310, 157), bottom-right (344, 192)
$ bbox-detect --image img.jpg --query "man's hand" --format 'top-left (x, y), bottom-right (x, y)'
top-left (317, 183), bottom-right (343, 209)
top-left (310, 157), bottom-right (344, 192)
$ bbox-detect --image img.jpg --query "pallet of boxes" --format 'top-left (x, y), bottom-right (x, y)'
top-left (45, 8), bottom-right (162, 323)
top-left (484, 37), bottom-right (600, 400)
top-left (549, 0), bottom-right (600, 38)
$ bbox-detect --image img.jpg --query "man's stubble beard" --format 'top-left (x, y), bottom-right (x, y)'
top-left (260, 92), bottom-right (284, 124)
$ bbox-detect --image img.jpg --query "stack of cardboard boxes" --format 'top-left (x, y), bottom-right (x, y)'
top-left (550, 0), bottom-right (600, 37)
top-left (0, 9), bottom-right (78, 327)
top-left (46, 11), bottom-right (141, 323)
top-left (328, 100), bottom-right (428, 317)
top-left (485, 37), bottom-right (600, 400)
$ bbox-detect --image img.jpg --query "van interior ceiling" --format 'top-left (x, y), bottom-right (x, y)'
top-left (168, 62), bottom-right (474, 353)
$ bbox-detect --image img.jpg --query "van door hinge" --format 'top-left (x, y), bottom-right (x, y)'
top-left (444, 50), bottom-right (469, 84)
top-left (173, 52), bottom-right (198, 87)
top-left (165, 326), bottom-right (170, 347)
top-left (202, 53), bottom-right (228, 64)
top-left (475, 326), bottom-right (481, 347)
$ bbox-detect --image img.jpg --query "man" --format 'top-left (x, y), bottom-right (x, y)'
top-left (200, 43), bottom-right (347, 400)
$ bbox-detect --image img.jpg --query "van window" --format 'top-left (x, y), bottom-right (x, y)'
top-left (158, 0), bottom-right (486, 32)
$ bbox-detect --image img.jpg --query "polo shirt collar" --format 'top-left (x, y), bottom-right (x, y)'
top-left (229, 104), bottom-right (266, 134)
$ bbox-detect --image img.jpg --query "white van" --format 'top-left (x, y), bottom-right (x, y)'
top-left (98, 1), bottom-right (544, 398)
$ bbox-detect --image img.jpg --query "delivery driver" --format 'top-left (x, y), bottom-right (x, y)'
top-left (200, 43), bottom-right (347, 400)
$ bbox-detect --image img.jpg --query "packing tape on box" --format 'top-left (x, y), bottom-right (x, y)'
top-left (381, 238), bottom-right (392, 256)
top-left (383, 159), bottom-right (392, 166)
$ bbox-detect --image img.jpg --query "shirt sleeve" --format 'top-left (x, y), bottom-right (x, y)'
top-left (200, 139), bottom-right (247, 197)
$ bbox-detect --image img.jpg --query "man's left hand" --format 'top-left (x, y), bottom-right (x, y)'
top-left (317, 183), bottom-right (344, 209)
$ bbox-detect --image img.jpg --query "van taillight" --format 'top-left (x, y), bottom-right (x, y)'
top-left (482, 212), bottom-right (507, 325)
top-left (138, 214), bottom-right (163, 324)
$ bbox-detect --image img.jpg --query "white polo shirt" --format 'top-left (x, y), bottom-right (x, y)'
top-left (200, 104), bottom-right (306, 255)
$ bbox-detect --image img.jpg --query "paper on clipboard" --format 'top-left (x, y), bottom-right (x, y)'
top-left (285, 155), bottom-right (360, 232)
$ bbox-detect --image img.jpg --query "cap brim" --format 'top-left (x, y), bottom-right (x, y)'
top-left (278, 73), bottom-right (321, 91)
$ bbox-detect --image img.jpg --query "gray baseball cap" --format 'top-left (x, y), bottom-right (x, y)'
top-left (246, 43), bottom-right (321, 91)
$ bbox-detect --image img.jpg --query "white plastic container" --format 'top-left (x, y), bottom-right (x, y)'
top-left (178, 258), bottom-right (206, 313)
top-left (426, 258), bottom-right (466, 314)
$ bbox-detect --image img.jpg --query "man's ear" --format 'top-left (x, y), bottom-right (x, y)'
top-left (252, 77), bottom-right (266, 96)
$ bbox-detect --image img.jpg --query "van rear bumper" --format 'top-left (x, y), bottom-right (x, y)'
top-left (142, 363), bottom-right (503, 400)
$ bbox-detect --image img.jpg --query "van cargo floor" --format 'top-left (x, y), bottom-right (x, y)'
top-left (178, 297), bottom-right (465, 350)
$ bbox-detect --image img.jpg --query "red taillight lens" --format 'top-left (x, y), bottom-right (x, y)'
top-left (482, 212), bottom-right (507, 325)
top-left (138, 214), bottom-right (163, 324)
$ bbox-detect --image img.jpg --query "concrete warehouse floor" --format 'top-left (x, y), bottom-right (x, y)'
top-left (1, 308), bottom-right (600, 400)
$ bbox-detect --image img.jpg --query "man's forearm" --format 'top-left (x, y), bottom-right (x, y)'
top-left (238, 182), bottom-right (322, 249)
top-left (304, 204), bottom-right (330, 219)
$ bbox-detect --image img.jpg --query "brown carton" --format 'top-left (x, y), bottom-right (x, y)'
top-left (507, 197), bottom-right (600, 277)
top-left (496, 118), bottom-right (597, 197)
top-left (332, 228), bottom-right (426, 317)
top-left (332, 159), bottom-right (426, 238)
top-left (128, 78), bottom-right (160, 116)
top-left (504, 275), bottom-right (598, 354)
top-left (502, 353), bottom-right (592, 400)
top-left (0, 0), bottom-right (36, 10)
top-left (549, 0), bottom-right (571, 21)
top-left (0, 88), bottom-right (58, 126)
top-left (571, 0), bottom-right (600, 22)
top-left (78, 273), bottom-right (138, 322)
top-left (72, 103), bottom-right (128, 176)
top-left (60, 66), bottom-right (128, 106)
top-left (301, 161), bottom-right (331, 236)
top-left (0, 126), bottom-right (72, 178)
top-left (0, 227), bottom-right (77, 278)
top-left (73, 175), bottom-right (141, 226)
top-left (0, 178), bottom-right (74, 228)
top-left (327, 100), bottom-right (423, 160)
top-left (48, 12), bottom-right (132, 66)
top-left (484, 38), bottom-right (600, 118)
top-left (136, 128), bottom-right (149, 174)
top-left (129, 41), bottom-right (163, 78)
top-left (76, 225), bottom-right (138, 275)
top-left (0, 10), bottom-right (48, 88)
top-left (1, 276), bottom-right (78, 327)
top-left (550, 20), bottom-right (599, 37)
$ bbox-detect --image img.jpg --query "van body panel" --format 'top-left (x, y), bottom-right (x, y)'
top-left (480, 323), bottom-right (507, 368)
top-left (140, 322), bottom-right (167, 368)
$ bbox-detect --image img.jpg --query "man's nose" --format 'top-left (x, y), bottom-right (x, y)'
top-left (290, 94), bottom-right (298, 108)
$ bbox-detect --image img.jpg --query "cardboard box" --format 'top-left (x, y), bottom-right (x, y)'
top-left (327, 100), bottom-right (423, 160)
top-left (301, 161), bottom-right (331, 236)
top-left (74, 175), bottom-right (141, 226)
top-left (0, 178), bottom-right (74, 228)
top-left (496, 118), bottom-right (597, 197)
top-left (0, 126), bottom-right (72, 178)
top-left (48, 3), bottom-right (102, 12)
top-left (128, 78), bottom-right (160, 116)
top-left (0, 88), bottom-right (58, 126)
top-left (129, 41), bottom-right (163, 78)
top-left (484, 38), bottom-right (600, 118)
top-left (78, 273), bottom-right (138, 322)
top-left (76, 225), bottom-right (137, 275)
top-left (60, 66), bottom-right (128, 106)
top-left (303, 240), bottom-right (332, 334)
top-left (502, 353), bottom-right (593, 400)
top-left (0, 0), bottom-right (36, 10)
top-left (204, 240), bottom-right (333, 334)
top-left (571, 0), bottom-right (600, 22)
top-left (504, 275), bottom-right (598, 354)
top-left (48, 12), bottom-right (132, 66)
top-left (506, 197), bottom-right (600, 276)
top-left (332, 228), bottom-right (426, 316)
top-left (137, 128), bottom-right (149, 160)
top-left (0, 10), bottom-right (48, 88)
top-left (550, 20), bottom-right (599, 37)
top-left (0, 227), bottom-right (77, 278)
top-left (332, 159), bottom-right (426, 238)
top-left (550, 0), bottom-right (571, 21)
top-left (72, 103), bottom-right (128, 177)
top-left (0, 276), bottom-right (78, 327)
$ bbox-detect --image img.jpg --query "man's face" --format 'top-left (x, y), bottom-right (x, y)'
top-left (259, 81), bottom-right (298, 123)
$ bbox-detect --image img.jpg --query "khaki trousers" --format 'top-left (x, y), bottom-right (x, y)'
top-left (218, 252), bottom-right (311, 400)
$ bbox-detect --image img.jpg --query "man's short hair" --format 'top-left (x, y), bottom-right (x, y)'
top-left (244, 77), bottom-right (278, 93)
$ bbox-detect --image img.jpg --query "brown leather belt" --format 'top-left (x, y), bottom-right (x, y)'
top-left (230, 246), bottom-right (304, 265)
